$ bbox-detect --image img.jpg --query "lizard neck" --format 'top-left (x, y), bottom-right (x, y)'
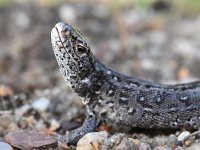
top-left (72, 57), bottom-right (106, 99)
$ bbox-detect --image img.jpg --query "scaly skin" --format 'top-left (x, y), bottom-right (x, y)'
top-left (51, 22), bottom-right (200, 143)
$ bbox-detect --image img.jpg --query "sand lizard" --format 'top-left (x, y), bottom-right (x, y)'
top-left (51, 22), bottom-right (200, 144)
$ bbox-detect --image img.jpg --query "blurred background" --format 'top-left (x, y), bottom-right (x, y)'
top-left (1, 0), bottom-right (200, 92)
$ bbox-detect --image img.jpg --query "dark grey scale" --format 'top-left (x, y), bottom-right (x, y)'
top-left (139, 110), bottom-right (154, 126)
top-left (79, 65), bottom-right (83, 70)
top-left (172, 84), bottom-right (192, 92)
top-left (118, 97), bottom-right (128, 105)
top-left (73, 35), bottom-right (78, 40)
top-left (92, 82), bottom-right (102, 93)
top-left (176, 118), bottom-right (183, 126)
top-left (69, 63), bottom-right (78, 72)
top-left (169, 121), bottom-right (179, 128)
top-left (127, 107), bottom-right (137, 115)
top-left (136, 90), bottom-right (154, 108)
top-left (110, 75), bottom-right (120, 82)
top-left (71, 53), bottom-right (75, 57)
top-left (188, 117), bottom-right (200, 129)
top-left (136, 91), bottom-right (145, 103)
top-left (167, 103), bottom-right (178, 110)
top-left (59, 54), bottom-right (65, 60)
top-left (63, 70), bottom-right (67, 77)
top-left (127, 80), bottom-right (141, 87)
top-left (118, 91), bottom-right (129, 105)
top-left (105, 100), bottom-right (115, 108)
top-left (63, 53), bottom-right (69, 60)
top-left (97, 95), bottom-right (105, 104)
top-left (153, 91), bottom-right (167, 106)
top-left (74, 57), bottom-right (79, 61)
top-left (62, 39), bottom-right (68, 45)
top-left (154, 94), bottom-right (163, 105)
top-left (62, 53), bottom-right (67, 59)
top-left (144, 84), bottom-right (157, 89)
top-left (70, 75), bottom-right (77, 80)
top-left (60, 48), bottom-right (67, 54)
top-left (106, 86), bottom-right (116, 97)
top-left (59, 64), bottom-right (64, 68)
top-left (176, 92), bottom-right (190, 104)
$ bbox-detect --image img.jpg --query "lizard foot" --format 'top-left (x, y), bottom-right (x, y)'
top-left (55, 111), bottom-right (99, 144)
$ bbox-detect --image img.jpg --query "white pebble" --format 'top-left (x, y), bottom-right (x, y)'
top-left (59, 5), bottom-right (77, 23)
top-left (77, 131), bottom-right (108, 150)
top-left (15, 104), bottom-right (31, 118)
top-left (178, 131), bottom-right (190, 141)
top-left (0, 142), bottom-right (12, 150)
top-left (32, 97), bottom-right (50, 112)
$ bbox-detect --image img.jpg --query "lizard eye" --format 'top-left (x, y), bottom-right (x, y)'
top-left (77, 45), bottom-right (87, 54)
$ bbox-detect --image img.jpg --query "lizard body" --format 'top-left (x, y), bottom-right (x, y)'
top-left (51, 22), bottom-right (200, 143)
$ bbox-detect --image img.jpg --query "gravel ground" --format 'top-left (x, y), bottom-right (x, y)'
top-left (0, 1), bottom-right (200, 149)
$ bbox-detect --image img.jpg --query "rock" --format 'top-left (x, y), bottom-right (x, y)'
top-left (0, 115), bottom-right (14, 128)
top-left (0, 85), bottom-right (13, 97)
top-left (32, 97), bottom-right (50, 112)
top-left (91, 5), bottom-right (109, 19)
top-left (14, 104), bottom-right (31, 119)
top-left (102, 133), bottom-right (137, 150)
top-left (177, 131), bottom-right (190, 141)
top-left (58, 4), bottom-right (77, 24)
top-left (12, 10), bottom-right (30, 30)
top-left (48, 119), bottom-right (60, 132)
top-left (76, 131), bottom-right (108, 150)
top-left (190, 143), bottom-right (200, 150)
top-left (5, 130), bottom-right (57, 150)
top-left (115, 137), bottom-right (137, 150)
top-left (137, 143), bottom-right (151, 150)
top-left (0, 142), bottom-right (12, 150)
top-left (153, 145), bottom-right (171, 150)
top-left (103, 133), bottom-right (126, 148)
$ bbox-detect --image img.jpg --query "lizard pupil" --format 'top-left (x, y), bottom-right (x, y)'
top-left (77, 46), bottom-right (86, 54)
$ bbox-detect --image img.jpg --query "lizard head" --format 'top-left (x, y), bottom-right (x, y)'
top-left (51, 22), bottom-right (95, 88)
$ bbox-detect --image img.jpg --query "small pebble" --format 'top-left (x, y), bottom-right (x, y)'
top-left (153, 145), bottom-right (171, 150)
top-left (177, 131), bottom-right (190, 141)
top-left (32, 97), bottom-right (50, 112)
top-left (59, 4), bottom-right (77, 23)
top-left (0, 115), bottom-right (14, 128)
top-left (77, 131), bottom-right (108, 150)
top-left (5, 130), bottom-right (57, 150)
top-left (115, 137), bottom-right (137, 150)
top-left (15, 104), bottom-right (31, 118)
top-left (130, 138), bottom-right (140, 145)
top-left (137, 143), bottom-right (151, 150)
top-left (0, 142), bottom-right (12, 150)
top-left (49, 119), bottom-right (60, 131)
top-left (103, 133), bottom-right (125, 147)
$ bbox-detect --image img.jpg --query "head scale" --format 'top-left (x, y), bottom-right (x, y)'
top-left (51, 22), bottom-right (95, 88)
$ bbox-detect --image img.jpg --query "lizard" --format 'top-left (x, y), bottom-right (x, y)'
top-left (51, 22), bottom-right (200, 144)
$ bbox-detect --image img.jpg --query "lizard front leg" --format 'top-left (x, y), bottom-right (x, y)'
top-left (56, 109), bottom-right (99, 144)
